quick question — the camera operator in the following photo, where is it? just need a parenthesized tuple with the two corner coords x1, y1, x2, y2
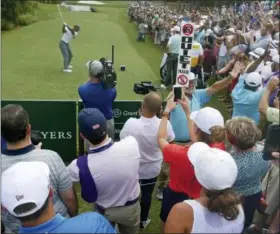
(78, 60, 117, 142)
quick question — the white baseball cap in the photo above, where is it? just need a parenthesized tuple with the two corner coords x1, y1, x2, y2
(188, 142, 238, 190)
(190, 107, 224, 134)
(188, 72, 196, 81)
(2, 162, 50, 218)
(249, 47, 265, 59)
(86, 60, 104, 76)
(244, 72, 262, 88)
(272, 55, 280, 64)
(173, 26, 180, 32)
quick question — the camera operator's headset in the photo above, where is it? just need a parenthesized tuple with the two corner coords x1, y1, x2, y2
(88, 59, 105, 81)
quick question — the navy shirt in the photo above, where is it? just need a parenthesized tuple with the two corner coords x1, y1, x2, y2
(20, 213, 116, 233)
(78, 82, 117, 120)
(1, 137, 7, 153)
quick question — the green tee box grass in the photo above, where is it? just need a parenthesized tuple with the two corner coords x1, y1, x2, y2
(2, 2, 229, 233)
(2, 2, 163, 101)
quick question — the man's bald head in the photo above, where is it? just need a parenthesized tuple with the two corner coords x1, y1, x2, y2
(142, 92, 162, 115)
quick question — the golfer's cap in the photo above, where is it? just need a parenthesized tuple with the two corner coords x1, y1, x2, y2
(2, 162, 50, 218)
(205, 29, 213, 36)
(244, 72, 262, 87)
(86, 60, 103, 76)
(173, 26, 180, 32)
(78, 108, 107, 141)
(190, 107, 224, 134)
(188, 142, 238, 190)
(249, 47, 265, 59)
(272, 55, 280, 64)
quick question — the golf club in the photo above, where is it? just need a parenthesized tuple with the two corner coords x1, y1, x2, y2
(57, 4, 65, 23)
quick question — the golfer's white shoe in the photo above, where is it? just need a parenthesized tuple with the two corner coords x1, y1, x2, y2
(68, 65, 73, 69)
(63, 69, 72, 73)
(160, 84, 167, 90)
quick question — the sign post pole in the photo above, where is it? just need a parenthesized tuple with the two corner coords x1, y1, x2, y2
(175, 21, 195, 88)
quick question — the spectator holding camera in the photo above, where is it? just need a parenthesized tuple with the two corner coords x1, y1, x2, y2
(120, 92, 175, 229)
(78, 60, 117, 141)
(1, 104, 78, 233)
(168, 67, 239, 144)
(157, 94, 226, 231)
(67, 108, 141, 234)
(1, 162, 116, 233)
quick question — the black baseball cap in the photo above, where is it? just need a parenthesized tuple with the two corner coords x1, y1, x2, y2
(78, 108, 107, 141)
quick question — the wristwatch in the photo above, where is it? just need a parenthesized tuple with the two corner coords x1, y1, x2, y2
(162, 111, 170, 119)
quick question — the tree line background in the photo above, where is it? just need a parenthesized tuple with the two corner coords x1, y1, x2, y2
(1, 0, 61, 31)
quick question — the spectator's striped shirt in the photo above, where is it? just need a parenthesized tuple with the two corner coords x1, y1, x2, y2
(1, 145, 72, 233)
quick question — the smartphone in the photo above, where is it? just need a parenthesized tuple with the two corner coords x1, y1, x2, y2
(173, 86, 182, 102)
(31, 130, 43, 146)
(263, 124, 280, 161)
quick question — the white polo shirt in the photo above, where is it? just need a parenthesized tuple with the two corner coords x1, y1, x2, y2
(120, 116, 175, 180)
(167, 34, 181, 54)
(67, 136, 140, 209)
(61, 26, 77, 44)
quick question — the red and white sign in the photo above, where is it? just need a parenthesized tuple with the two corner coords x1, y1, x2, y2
(182, 24, 194, 36)
(175, 21, 195, 87)
(177, 75, 189, 86)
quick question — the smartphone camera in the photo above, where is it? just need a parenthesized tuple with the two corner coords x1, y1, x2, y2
(173, 86, 182, 102)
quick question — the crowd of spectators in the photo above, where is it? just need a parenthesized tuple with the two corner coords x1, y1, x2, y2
(1, 1, 280, 234)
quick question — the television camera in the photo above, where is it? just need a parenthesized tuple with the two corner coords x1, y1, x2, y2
(133, 81, 164, 100)
(98, 45, 117, 89)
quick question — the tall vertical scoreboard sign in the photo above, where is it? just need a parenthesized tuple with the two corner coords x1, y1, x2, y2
(176, 21, 195, 87)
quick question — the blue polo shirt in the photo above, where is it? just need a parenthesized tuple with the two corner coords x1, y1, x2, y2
(78, 82, 117, 120)
(20, 213, 116, 233)
(231, 74, 264, 124)
(170, 89, 211, 142)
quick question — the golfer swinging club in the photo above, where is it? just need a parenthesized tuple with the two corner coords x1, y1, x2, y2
(59, 22, 80, 73)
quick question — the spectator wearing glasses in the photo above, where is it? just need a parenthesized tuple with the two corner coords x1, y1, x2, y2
(1, 162, 116, 233)
(164, 142, 244, 233)
(1, 104, 78, 233)
(67, 108, 141, 234)
(120, 92, 175, 229)
(167, 66, 240, 144)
